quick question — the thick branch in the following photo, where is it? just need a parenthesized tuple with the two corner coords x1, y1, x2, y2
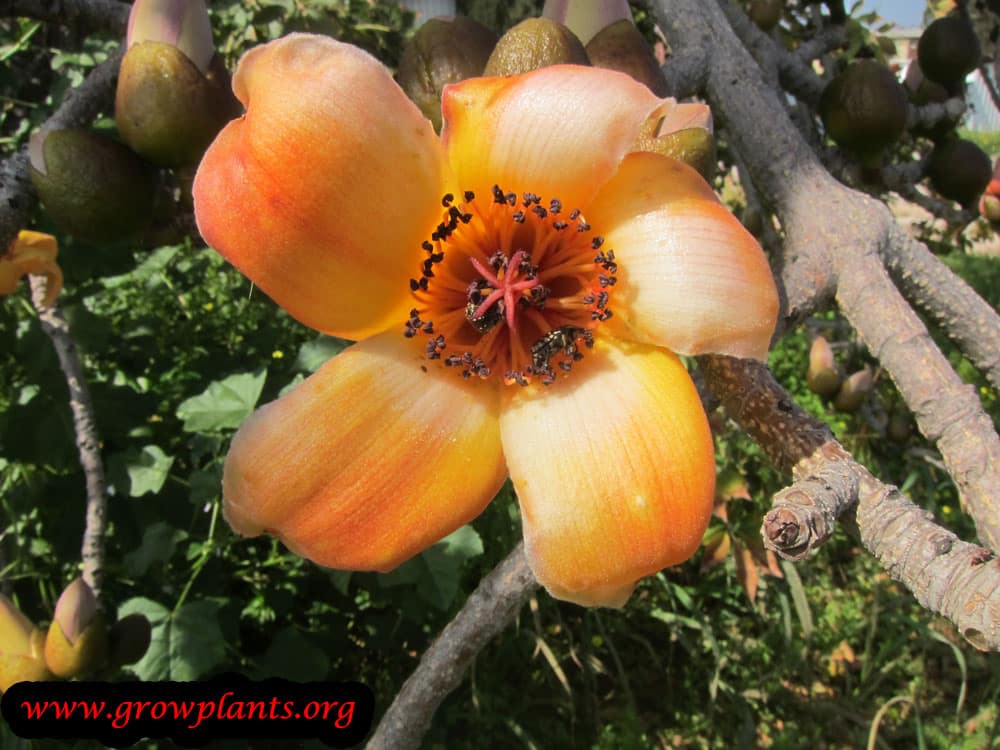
(0, 0, 129, 33)
(367, 544, 538, 750)
(0, 46, 123, 249)
(28, 277, 108, 597)
(699, 354, 1000, 651)
(885, 227, 1000, 390)
(657, 0, 1000, 554)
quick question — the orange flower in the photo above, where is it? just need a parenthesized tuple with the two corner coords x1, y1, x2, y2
(0, 230, 62, 308)
(193, 35, 778, 607)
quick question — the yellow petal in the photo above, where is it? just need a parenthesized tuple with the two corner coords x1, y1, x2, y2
(194, 34, 449, 340)
(500, 337, 715, 607)
(0, 231, 62, 306)
(223, 330, 506, 572)
(0, 594, 35, 657)
(586, 152, 778, 360)
(441, 65, 666, 212)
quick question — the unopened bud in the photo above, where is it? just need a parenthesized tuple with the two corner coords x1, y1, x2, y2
(541, 0, 632, 45)
(397, 16, 497, 131)
(585, 19, 668, 97)
(807, 336, 841, 398)
(116, 41, 241, 167)
(833, 366, 874, 413)
(634, 101, 715, 179)
(127, 0, 215, 73)
(44, 578, 109, 679)
(30, 128, 156, 244)
(0, 594, 50, 692)
(484, 18, 589, 77)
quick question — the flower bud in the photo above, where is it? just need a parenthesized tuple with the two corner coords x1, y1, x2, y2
(397, 16, 497, 131)
(542, 0, 631, 45)
(981, 194, 1000, 223)
(43, 578, 109, 679)
(749, 0, 784, 31)
(806, 335, 841, 398)
(0, 594, 50, 692)
(484, 18, 589, 77)
(127, 0, 215, 74)
(833, 366, 873, 413)
(30, 128, 157, 244)
(585, 19, 669, 97)
(633, 101, 716, 179)
(107, 613, 153, 670)
(0, 230, 62, 308)
(116, 40, 241, 167)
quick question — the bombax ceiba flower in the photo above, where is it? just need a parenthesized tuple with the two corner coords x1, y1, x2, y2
(193, 35, 778, 607)
(0, 230, 62, 308)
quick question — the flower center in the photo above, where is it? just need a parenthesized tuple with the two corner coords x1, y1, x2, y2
(404, 185, 617, 386)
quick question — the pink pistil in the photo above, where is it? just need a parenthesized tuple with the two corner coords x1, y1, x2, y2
(469, 250, 540, 332)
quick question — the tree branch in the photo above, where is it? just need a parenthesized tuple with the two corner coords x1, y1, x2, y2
(698, 354, 1000, 651)
(367, 543, 538, 750)
(28, 277, 108, 598)
(0, 0, 129, 34)
(0, 46, 123, 250)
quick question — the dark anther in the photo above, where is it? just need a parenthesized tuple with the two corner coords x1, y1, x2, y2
(422, 322, 434, 334)
(430, 252, 445, 263)
(489, 251, 507, 270)
(512, 210, 526, 223)
(582, 294, 595, 305)
(505, 192, 516, 206)
(422, 241, 433, 252)
(569, 208, 580, 220)
(592, 236, 605, 249)
(577, 222, 591, 232)
(532, 205, 548, 219)
(464, 190, 475, 202)
(442, 193, 454, 207)
(549, 198, 562, 214)
(409, 279, 420, 291)
(419, 277, 429, 291)
(460, 213, 473, 223)
(553, 221, 568, 230)
(492, 185, 506, 203)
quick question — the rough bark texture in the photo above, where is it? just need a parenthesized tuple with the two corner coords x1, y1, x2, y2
(29, 276, 108, 598)
(366, 544, 538, 750)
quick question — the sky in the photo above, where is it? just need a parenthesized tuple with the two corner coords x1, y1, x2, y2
(858, 0, 925, 27)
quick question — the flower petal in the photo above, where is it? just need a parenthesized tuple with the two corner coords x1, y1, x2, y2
(586, 152, 778, 360)
(500, 337, 715, 607)
(0, 231, 62, 307)
(441, 65, 666, 211)
(194, 34, 449, 340)
(223, 330, 506, 572)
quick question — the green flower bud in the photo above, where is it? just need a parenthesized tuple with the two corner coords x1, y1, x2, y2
(484, 18, 589, 77)
(833, 366, 873, 413)
(116, 42, 241, 167)
(0, 594, 50, 693)
(30, 128, 157, 244)
(806, 335, 841, 398)
(927, 138, 992, 209)
(127, 0, 215, 73)
(634, 102, 716, 180)
(43, 578, 109, 679)
(585, 19, 669, 97)
(397, 16, 497, 131)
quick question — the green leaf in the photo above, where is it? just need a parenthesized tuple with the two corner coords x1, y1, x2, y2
(253, 627, 330, 682)
(294, 335, 350, 373)
(176, 370, 267, 433)
(379, 525, 483, 611)
(124, 522, 186, 577)
(125, 445, 175, 497)
(117, 598, 226, 681)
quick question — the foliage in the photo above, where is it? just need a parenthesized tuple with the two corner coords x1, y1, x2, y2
(1, 1, 999, 749)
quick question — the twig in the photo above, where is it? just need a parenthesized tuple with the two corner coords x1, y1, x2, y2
(28, 277, 108, 598)
(0, 46, 123, 249)
(0, 0, 129, 33)
(698, 354, 1000, 651)
(367, 543, 538, 750)
(884, 227, 1000, 390)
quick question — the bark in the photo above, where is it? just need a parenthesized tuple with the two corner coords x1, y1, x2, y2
(29, 277, 108, 598)
(366, 544, 538, 750)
